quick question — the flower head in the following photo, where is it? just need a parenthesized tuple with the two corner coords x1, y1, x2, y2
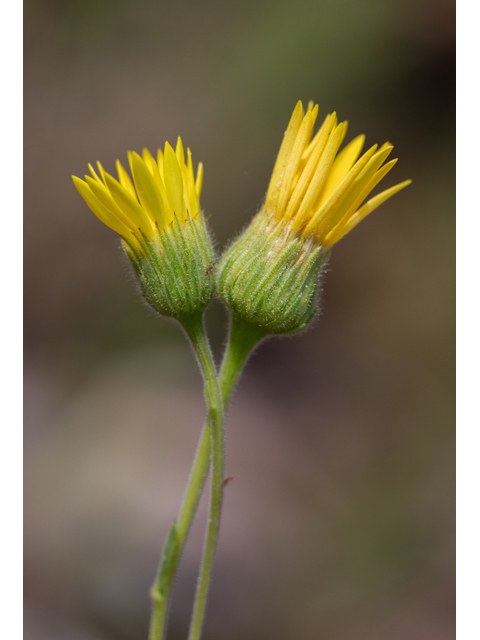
(72, 139, 215, 321)
(72, 138, 204, 243)
(264, 101, 411, 247)
(216, 101, 411, 335)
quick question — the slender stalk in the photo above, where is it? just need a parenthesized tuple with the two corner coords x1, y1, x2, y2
(149, 312, 222, 640)
(187, 316, 266, 640)
(219, 315, 267, 403)
(148, 314, 265, 640)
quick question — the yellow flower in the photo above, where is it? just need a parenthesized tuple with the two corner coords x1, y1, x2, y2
(264, 101, 411, 247)
(72, 139, 214, 321)
(216, 101, 411, 335)
(72, 138, 204, 243)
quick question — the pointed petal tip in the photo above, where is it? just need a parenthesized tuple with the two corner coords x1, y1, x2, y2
(293, 100, 304, 118)
(377, 143, 394, 155)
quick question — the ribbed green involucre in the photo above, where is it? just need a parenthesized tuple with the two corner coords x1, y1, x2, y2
(123, 213, 215, 320)
(216, 211, 329, 335)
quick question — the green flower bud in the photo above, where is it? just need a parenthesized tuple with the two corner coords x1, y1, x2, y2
(217, 100, 411, 335)
(217, 212, 328, 334)
(73, 138, 215, 322)
(123, 213, 215, 320)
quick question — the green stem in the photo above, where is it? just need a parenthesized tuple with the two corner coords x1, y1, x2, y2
(148, 314, 265, 640)
(149, 313, 222, 640)
(218, 314, 267, 403)
(187, 316, 266, 640)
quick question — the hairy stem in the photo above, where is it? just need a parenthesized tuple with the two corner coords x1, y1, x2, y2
(148, 314, 265, 640)
(187, 316, 266, 640)
(149, 313, 222, 640)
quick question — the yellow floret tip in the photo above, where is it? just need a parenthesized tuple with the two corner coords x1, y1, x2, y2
(72, 137, 204, 242)
(264, 102, 411, 247)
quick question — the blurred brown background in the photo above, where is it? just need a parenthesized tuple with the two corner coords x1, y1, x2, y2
(24, 0, 455, 638)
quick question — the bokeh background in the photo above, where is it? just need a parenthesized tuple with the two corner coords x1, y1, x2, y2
(24, 0, 455, 638)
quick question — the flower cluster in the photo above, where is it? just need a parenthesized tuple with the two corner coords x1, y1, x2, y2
(72, 100, 412, 640)
(73, 101, 410, 333)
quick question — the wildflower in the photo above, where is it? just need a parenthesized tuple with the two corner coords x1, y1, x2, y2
(73, 139, 215, 321)
(216, 101, 411, 334)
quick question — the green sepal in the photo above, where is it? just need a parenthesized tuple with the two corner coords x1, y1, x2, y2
(216, 212, 329, 335)
(123, 213, 215, 322)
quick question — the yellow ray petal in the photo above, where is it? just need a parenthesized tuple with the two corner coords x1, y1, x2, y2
(312, 145, 393, 239)
(149, 160, 173, 225)
(284, 112, 337, 221)
(291, 122, 346, 231)
(316, 134, 365, 206)
(186, 148, 200, 216)
(275, 107, 317, 219)
(265, 101, 304, 208)
(195, 162, 204, 197)
(323, 159, 398, 245)
(303, 144, 378, 237)
(127, 151, 134, 180)
(104, 171, 154, 235)
(88, 163, 103, 184)
(186, 148, 195, 188)
(72, 176, 133, 238)
(142, 148, 156, 174)
(116, 160, 137, 199)
(163, 142, 186, 219)
(333, 145, 394, 217)
(130, 151, 169, 229)
(332, 180, 412, 243)
(96, 161, 108, 184)
(176, 137, 186, 169)
(157, 148, 165, 181)
(85, 175, 137, 232)
(302, 112, 336, 162)
(175, 137, 193, 215)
